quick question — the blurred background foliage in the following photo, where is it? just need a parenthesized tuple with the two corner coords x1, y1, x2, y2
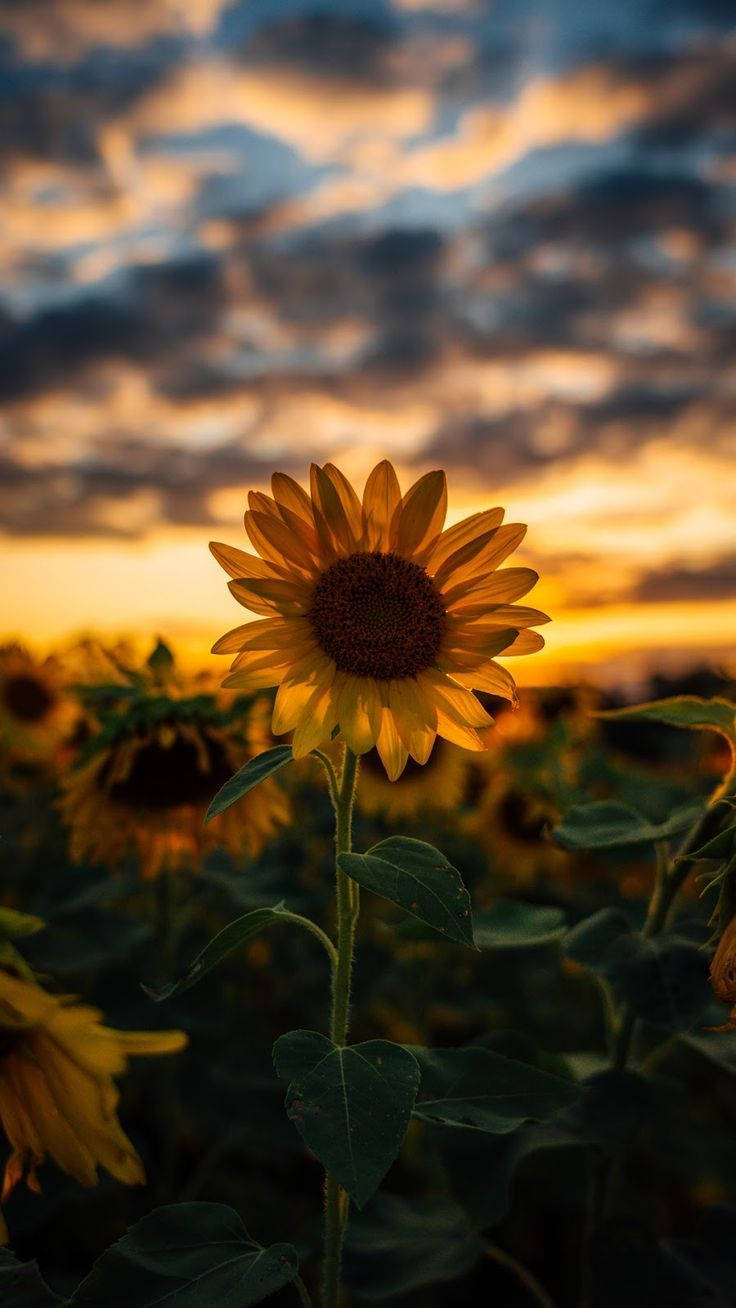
(2, 637, 736, 1305)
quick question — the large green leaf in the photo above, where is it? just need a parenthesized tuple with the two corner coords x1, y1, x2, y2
(597, 695, 736, 746)
(343, 1194, 484, 1299)
(205, 746, 293, 822)
(565, 907, 630, 970)
(603, 934, 717, 1031)
(273, 1030, 420, 1208)
(0, 1251, 60, 1307)
(67, 1203, 298, 1307)
(144, 906, 289, 1000)
(552, 800, 701, 851)
(409, 1045, 580, 1134)
(338, 837, 475, 948)
(474, 900, 566, 949)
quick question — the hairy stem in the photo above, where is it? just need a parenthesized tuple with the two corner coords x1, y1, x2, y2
(322, 746, 359, 1308)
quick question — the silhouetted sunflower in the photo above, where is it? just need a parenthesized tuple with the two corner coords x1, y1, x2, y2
(211, 460, 548, 778)
(59, 651, 289, 879)
(0, 965, 185, 1242)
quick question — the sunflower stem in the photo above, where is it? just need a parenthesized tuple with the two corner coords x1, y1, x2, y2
(323, 745, 359, 1308)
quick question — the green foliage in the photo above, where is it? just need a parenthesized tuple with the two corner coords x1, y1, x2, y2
(552, 800, 702, 850)
(566, 911, 717, 1031)
(0, 1251, 60, 1307)
(144, 905, 289, 1000)
(0, 906, 45, 941)
(205, 746, 294, 822)
(338, 836, 475, 947)
(343, 1194, 484, 1299)
(597, 695, 736, 747)
(67, 1203, 298, 1307)
(473, 899, 567, 948)
(273, 1031, 420, 1207)
(409, 1044, 581, 1133)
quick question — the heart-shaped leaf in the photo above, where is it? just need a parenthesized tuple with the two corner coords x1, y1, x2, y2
(409, 1045, 580, 1134)
(0, 1250, 60, 1307)
(474, 900, 566, 949)
(205, 746, 293, 822)
(67, 1203, 298, 1307)
(552, 801, 701, 852)
(273, 1030, 420, 1208)
(338, 837, 475, 947)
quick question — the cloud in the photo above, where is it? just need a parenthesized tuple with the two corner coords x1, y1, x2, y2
(633, 553, 736, 603)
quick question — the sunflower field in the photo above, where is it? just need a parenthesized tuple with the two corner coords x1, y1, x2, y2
(2, 463, 736, 1308)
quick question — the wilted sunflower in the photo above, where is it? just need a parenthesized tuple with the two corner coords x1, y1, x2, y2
(0, 644, 75, 779)
(211, 461, 548, 779)
(0, 965, 185, 1242)
(357, 741, 470, 823)
(59, 652, 290, 879)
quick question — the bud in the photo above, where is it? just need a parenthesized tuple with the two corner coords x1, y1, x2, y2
(709, 915, 736, 1030)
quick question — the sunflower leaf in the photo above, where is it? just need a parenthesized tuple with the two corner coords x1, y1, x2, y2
(338, 837, 476, 948)
(204, 745, 293, 822)
(596, 695, 736, 746)
(552, 800, 702, 851)
(408, 1045, 581, 1134)
(67, 1202, 298, 1307)
(473, 900, 567, 949)
(143, 905, 288, 1000)
(0, 1250, 61, 1306)
(273, 1030, 420, 1208)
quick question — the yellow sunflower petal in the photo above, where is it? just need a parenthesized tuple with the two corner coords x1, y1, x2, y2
(228, 577, 311, 617)
(245, 510, 319, 576)
(375, 707, 409, 780)
(362, 459, 402, 551)
(209, 542, 286, 581)
(447, 567, 539, 613)
(431, 528, 501, 591)
(272, 655, 336, 734)
(433, 711, 487, 751)
(291, 685, 338, 758)
(440, 525, 528, 605)
(499, 630, 546, 656)
(395, 469, 447, 561)
(271, 472, 315, 524)
(455, 605, 550, 631)
(388, 678, 437, 763)
(440, 627, 519, 667)
(453, 660, 518, 701)
(311, 464, 358, 556)
(417, 667, 493, 728)
(426, 507, 505, 571)
(334, 674, 382, 754)
(222, 665, 284, 692)
(323, 463, 363, 541)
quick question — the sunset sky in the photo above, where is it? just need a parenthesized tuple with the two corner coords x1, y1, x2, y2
(1, 0, 734, 687)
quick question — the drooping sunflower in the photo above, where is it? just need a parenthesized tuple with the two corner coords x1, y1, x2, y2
(357, 741, 470, 823)
(0, 964, 185, 1242)
(59, 649, 290, 879)
(210, 461, 549, 779)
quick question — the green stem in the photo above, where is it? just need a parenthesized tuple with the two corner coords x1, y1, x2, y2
(323, 746, 359, 1308)
(279, 911, 338, 971)
(580, 772, 736, 1304)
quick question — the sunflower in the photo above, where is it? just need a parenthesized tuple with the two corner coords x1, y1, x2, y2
(0, 965, 185, 1242)
(0, 644, 76, 780)
(357, 740, 470, 823)
(210, 461, 548, 779)
(59, 655, 290, 879)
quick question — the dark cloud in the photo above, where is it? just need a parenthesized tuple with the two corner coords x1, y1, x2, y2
(237, 8, 400, 83)
(0, 254, 224, 401)
(633, 554, 736, 603)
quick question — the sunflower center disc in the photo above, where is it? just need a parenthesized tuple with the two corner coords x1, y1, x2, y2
(308, 551, 446, 679)
(3, 674, 55, 722)
(105, 729, 232, 809)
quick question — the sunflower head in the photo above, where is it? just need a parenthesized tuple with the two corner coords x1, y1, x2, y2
(210, 461, 549, 779)
(0, 963, 185, 1242)
(0, 644, 76, 783)
(59, 645, 290, 879)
